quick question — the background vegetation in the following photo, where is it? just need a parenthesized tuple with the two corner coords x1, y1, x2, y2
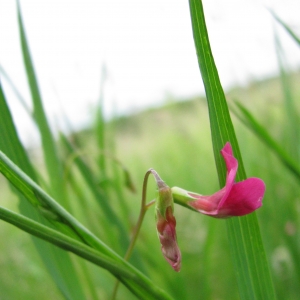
(1, 71, 300, 299)
(1, 1, 300, 299)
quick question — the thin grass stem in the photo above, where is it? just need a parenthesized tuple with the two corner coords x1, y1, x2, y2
(111, 169, 157, 299)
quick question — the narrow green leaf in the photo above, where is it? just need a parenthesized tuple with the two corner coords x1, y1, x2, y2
(0, 80, 164, 297)
(0, 81, 85, 299)
(0, 206, 135, 281)
(17, 1, 64, 203)
(231, 101, 300, 181)
(270, 10, 300, 47)
(0, 206, 172, 300)
(188, 0, 241, 182)
(274, 31, 300, 161)
(0, 148, 172, 299)
(60, 134, 120, 222)
(188, 1, 276, 299)
(95, 65, 107, 174)
(0, 205, 172, 300)
(59, 133, 129, 248)
(0, 65, 31, 115)
(0, 147, 117, 257)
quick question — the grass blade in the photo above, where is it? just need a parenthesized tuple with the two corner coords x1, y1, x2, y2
(0, 65, 31, 115)
(274, 31, 300, 161)
(0, 148, 172, 299)
(188, 1, 276, 299)
(95, 65, 107, 174)
(231, 101, 300, 181)
(17, 1, 64, 203)
(0, 80, 86, 299)
(0, 206, 136, 281)
(59, 133, 128, 242)
(270, 10, 300, 47)
(0, 205, 172, 300)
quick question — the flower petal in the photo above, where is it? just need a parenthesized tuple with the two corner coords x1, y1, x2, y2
(172, 142, 265, 218)
(218, 142, 238, 210)
(188, 189, 225, 214)
(188, 142, 239, 215)
(217, 177, 265, 217)
(156, 207, 181, 272)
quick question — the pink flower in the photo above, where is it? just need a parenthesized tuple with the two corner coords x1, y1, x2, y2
(172, 142, 265, 218)
(155, 185, 181, 272)
(156, 206, 181, 271)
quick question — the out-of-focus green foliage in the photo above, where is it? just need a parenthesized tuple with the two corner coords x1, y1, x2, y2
(0, 1, 300, 299)
(1, 73, 300, 298)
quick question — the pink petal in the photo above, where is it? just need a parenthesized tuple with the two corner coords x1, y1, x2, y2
(159, 224, 181, 272)
(218, 142, 238, 209)
(157, 207, 181, 272)
(217, 178, 265, 217)
(222, 142, 234, 157)
(188, 189, 225, 214)
(186, 143, 265, 218)
(189, 142, 238, 215)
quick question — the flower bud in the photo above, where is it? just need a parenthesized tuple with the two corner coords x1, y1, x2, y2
(155, 181, 181, 272)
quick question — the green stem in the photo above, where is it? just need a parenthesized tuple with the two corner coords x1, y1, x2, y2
(0, 206, 172, 299)
(0, 150, 117, 258)
(0, 206, 137, 279)
(188, 0, 276, 298)
(0, 152, 172, 300)
(111, 169, 158, 300)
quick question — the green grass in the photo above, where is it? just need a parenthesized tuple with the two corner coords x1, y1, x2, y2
(1, 2, 300, 299)
(1, 71, 300, 299)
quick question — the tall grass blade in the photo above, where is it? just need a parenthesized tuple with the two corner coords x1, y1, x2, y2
(17, 1, 64, 203)
(0, 206, 132, 279)
(0, 206, 173, 300)
(188, 1, 276, 299)
(0, 146, 119, 257)
(0, 66, 31, 115)
(0, 145, 172, 299)
(0, 81, 85, 299)
(274, 32, 300, 161)
(95, 65, 107, 174)
(232, 101, 300, 181)
(59, 133, 129, 248)
(270, 11, 300, 47)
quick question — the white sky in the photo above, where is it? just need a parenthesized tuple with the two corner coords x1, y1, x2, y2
(0, 0, 300, 145)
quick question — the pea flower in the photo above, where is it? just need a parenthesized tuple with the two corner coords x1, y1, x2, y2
(172, 142, 265, 218)
(155, 175, 181, 271)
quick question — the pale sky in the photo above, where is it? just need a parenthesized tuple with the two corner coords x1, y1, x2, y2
(0, 0, 300, 145)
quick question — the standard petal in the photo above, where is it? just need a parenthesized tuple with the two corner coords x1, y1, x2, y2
(172, 142, 265, 218)
(218, 142, 238, 209)
(217, 177, 265, 217)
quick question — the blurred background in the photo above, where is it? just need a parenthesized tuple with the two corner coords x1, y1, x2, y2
(1, 0, 300, 299)
(1, 0, 300, 145)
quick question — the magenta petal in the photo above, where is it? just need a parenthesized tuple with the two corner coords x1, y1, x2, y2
(156, 207, 181, 272)
(221, 142, 233, 157)
(217, 178, 265, 217)
(218, 143, 238, 209)
(175, 142, 265, 218)
(188, 189, 225, 214)
(159, 223, 181, 272)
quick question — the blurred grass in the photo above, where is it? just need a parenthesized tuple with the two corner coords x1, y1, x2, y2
(1, 2, 299, 298)
(1, 71, 300, 299)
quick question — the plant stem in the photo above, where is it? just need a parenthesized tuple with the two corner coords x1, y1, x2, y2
(111, 169, 158, 299)
(0, 152, 172, 300)
(0, 205, 172, 300)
